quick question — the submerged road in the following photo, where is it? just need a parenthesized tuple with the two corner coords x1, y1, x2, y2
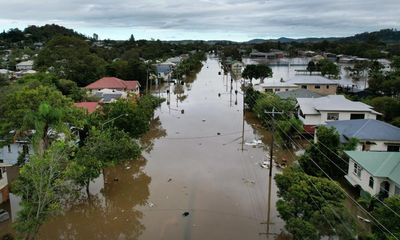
(39, 56, 291, 240)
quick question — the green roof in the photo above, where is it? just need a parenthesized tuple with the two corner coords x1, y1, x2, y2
(345, 151, 400, 186)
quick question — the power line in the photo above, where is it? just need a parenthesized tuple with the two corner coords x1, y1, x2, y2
(243, 91, 399, 239)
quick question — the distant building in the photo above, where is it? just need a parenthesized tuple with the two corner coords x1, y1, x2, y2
(155, 63, 175, 81)
(249, 49, 285, 59)
(297, 95, 381, 133)
(325, 119, 400, 152)
(85, 77, 140, 96)
(257, 76, 338, 95)
(344, 151, 400, 197)
(15, 60, 34, 71)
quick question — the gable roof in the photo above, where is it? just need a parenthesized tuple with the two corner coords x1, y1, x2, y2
(297, 95, 381, 115)
(74, 102, 99, 114)
(327, 119, 400, 143)
(85, 77, 139, 90)
(345, 151, 400, 186)
(276, 89, 322, 100)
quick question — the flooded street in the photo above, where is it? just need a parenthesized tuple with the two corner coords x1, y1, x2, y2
(36, 56, 296, 239)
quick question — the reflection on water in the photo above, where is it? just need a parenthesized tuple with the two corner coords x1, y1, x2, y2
(38, 158, 151, 240)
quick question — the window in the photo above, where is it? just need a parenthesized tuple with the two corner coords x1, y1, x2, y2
(387, 145, 400, 152)
(369, 177, 374, 188)
(7, 145, 11, 153)
(275, 88, 280, 92)
(301, 85, 307, 89)
(353, 162, 362, 178)
(285, 89, 289, 92)
(396, 185, 400, 195)
(315, 85, 321, 89)
(327, 113, 339, 121)
(326, 85, 330, 89)
(350, 113, 365, 120)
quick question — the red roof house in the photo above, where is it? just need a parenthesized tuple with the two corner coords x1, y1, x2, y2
(85, 77, 140, 92)
(74, 102, 100, 114)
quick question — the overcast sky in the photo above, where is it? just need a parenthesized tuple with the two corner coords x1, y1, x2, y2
(0, 0, 399, 41)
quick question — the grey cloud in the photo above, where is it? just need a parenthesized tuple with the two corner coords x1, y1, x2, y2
(0, 0, 399, 39)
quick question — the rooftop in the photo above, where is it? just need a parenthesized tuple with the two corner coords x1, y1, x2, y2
(345, 151, 400, 186)
(276, 89, 322, 100)
(16, 60, 34, 66)
(326, 119, 400, 143)
(297, 95, 381, 115)
(85, 77, 139, 91)
(74, 102, 99, 114)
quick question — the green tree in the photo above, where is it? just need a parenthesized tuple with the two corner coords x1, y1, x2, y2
(307, 61, 316, 75)
(69, 129, 141, 196)
(299, 126, 347, 178)
(276, 117, 304, 148)
(372, 195, 400, 239)
(275, 167, 356, 239)
(101, 95, 161, 138)
(318, 59, 340, 78)
(366, 97, 400, 122)
(256, 64, 273, 83)
(13, 142, 75, 240)
(253, 93, 296, 124)
(36, 36, 106, 86)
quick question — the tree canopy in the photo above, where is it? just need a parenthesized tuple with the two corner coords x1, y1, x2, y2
(275, 167, 356, 239)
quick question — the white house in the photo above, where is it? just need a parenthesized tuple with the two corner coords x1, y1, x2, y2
(326, 119, 400, 152)
(345, 151, 400, 197)
(257, 76, 338, 95)
(15, 60, 34, 71)
(297, 95, 381, 133)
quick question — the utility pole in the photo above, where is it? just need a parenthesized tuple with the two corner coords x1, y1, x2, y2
(260, 107, 283, 238)
(264, 107, 283, 176)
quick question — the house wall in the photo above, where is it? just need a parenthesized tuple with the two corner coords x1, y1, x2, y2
(0, 168, 9, 203)
(304, 84, 337, 95)
(16, 64, 33, 71)
(320, 111, 377, 123)
(347, 159, 398, 197)
(0, 143, 32, 165)
(261, 86, 299, 93)
(346, 159, 381, 196)
(355, 141, 400, 152)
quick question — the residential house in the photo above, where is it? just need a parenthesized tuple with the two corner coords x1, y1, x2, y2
(297, 95, 381, 133)
(257, 76, 338, 95)
(0, 140, 32, 165)
(15, 60, 34, 71)
(74, 102, 100, 114)
(85, 77, 140, 96)
(249, 49, 285, 59)
(344, 151, 400, 197)
(325, 119, 400, 152)
(155, 63, 175, 81)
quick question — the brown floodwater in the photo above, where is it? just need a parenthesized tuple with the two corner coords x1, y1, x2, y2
(36, 56, 295, 240)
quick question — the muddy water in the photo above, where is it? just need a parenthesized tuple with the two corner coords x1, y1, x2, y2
(37, 56, 297, 240)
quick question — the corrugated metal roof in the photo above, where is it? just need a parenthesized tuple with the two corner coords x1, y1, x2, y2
(297, 95, 381, 115)
(345, 151, 400, 185)
(276, 89, 322, 99)
(327, 119, 400, 142)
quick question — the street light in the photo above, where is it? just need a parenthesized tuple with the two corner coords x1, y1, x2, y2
(101, 113, 129, 130)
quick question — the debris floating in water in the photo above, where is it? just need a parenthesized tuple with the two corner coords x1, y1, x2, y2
(242, 178, 256, 185)
(260, 161, 270, 169)
(245, 140, 262, 146)
(182, 212, 190, 217)
(146, 201, 155, 208)
(168, 178, 172, 182)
